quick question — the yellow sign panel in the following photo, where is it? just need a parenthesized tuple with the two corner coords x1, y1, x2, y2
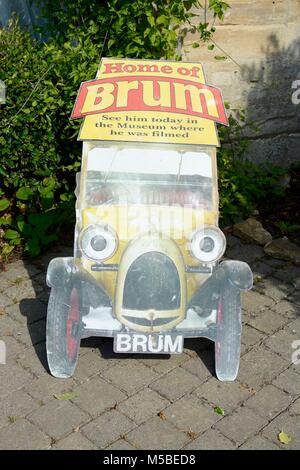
(72, 58, 228, 146)
(78, 111, 219, 146)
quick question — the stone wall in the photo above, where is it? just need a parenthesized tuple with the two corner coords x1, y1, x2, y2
(183, 0, 300, 165)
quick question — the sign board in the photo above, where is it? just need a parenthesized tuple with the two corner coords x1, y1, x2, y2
(71, 58, 228, 146)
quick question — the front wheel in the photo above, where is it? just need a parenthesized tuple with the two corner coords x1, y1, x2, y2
(46, 285, 83, 378)
(215, 284, 242, 381)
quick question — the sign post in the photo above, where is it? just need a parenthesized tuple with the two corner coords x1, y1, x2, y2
(46, 58, 253, 381)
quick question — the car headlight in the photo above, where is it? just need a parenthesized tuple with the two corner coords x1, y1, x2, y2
(190, 226, 226, 263)
(80, 224, 118, 261)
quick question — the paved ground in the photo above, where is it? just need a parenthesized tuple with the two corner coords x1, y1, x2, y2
(0, 235, 299, 450)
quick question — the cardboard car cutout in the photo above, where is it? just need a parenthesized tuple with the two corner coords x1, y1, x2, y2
(46, 58, 253, 381)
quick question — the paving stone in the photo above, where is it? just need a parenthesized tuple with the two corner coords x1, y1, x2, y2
(271, 300, 299, 319)
(292, 363, 300, 376)
(5, 279, 43, 303)
(262, 410, 300, 450)
(215, 406, 268, 446)
(29, 399, 89, 440)
(0, 361, 34, 397)
(273, 368, 300, 396)
(3, 335, 26, 358)
(253, 276, 293, 302)
(242, 290, 275, 314)
(184, 429, 236, 450)
(102, 361, 159, 395)
(184, 337, 213, 355)
(0, 313, 25, 337)
(180, 350, 215, 382)
(0, 293, 13, 308)
(17, 342, 49, 377)
(72, 377, 126, 416)
(126, 416, 190, 450)
(290, 398, 300, 416)
(150, 367, 202, 402)
(53, 432, 97, 450)
(0, 419, 50, 450)
(246, 308, 289, 335)
(2, 261, 40, 283)
(96, 339, 138, 366)
(0, 276, 13, 292)
(273, 265, 300, 288)
(31, 272, 47, 287)
(244, 384, 291, 419)
(239, 435, 281, 450)
(117, 388, 169, 425)
(0, 416, 9, 430)
(73, 349, 115, 383)
(0, 390, 39, 426)
(25, 374, 77, 402)
(238, 346, 289, 389)
(251, 260, 275, 279)
(264, 328, 299, 360)
(14, 319, 46, 347)
(193, 377, 252, 412)
(6, 299, 47, 325)
(288, 289, 300, 306)
(241, 324, 266, 353)
(105, 439, 136, 450)
(163, 395, 219, 435)
(81, 410, 136, 449)
(137, 352, 190, 376)
(286, 317, 300, 335)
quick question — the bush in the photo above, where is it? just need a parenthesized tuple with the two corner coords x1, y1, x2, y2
(217, 111, 286, 226)
(0, 20, 95, 257)
(0, 6, 286, 259)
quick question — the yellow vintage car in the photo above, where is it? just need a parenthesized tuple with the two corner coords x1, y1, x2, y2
(46, 142, 252, 380)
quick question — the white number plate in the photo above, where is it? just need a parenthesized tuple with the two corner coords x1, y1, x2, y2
(114, 333, 184, 354)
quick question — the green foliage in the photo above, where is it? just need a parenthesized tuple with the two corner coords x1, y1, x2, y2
(0, 2, 230, 258)
(274, 221, 300, 235)
(0, 21, 83, 257)
(34, 0, 230, 58)
(217, 110, 287, 226)
(0, 2, 287, 258)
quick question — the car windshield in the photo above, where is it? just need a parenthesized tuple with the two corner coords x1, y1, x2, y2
(84, 147, 213, 209)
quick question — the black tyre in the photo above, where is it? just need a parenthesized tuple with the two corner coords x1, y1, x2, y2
(46, 285, 82, 378)
(215, 284, 242, 381)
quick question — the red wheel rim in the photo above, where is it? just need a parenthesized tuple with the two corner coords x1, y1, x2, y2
(66, 288, 80, 362)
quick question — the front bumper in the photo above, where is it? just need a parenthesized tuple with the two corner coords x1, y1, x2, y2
(47, 255, 252, 338)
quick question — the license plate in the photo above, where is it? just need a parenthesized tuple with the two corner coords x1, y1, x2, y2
(114, 333, 184, 354)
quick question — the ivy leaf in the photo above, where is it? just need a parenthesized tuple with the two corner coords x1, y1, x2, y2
(16, 187, 33, 201)
(214, 406, 225, 416)
(25, 238, 41, 257)
(4, 229, 20, 240)
(214, 55, 227, 61)
(0, 199, 10, 212)
(2, 244, 14, 255)
(278, 431, 292, 445)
